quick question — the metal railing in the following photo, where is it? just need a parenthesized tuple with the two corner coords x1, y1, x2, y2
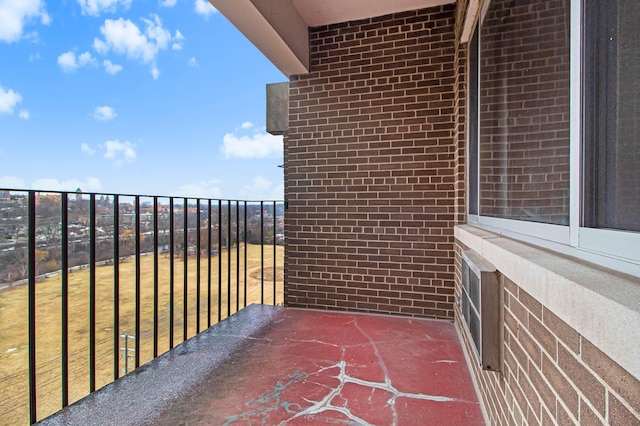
(0, 189, 284, 424)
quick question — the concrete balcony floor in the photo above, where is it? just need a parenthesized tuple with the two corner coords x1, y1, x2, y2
(39, 305, 485, 425)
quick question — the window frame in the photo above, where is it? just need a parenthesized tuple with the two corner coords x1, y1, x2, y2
(466, 0, 640, 277)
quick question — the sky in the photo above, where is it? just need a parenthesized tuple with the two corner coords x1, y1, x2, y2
(0, 0, 286, 201)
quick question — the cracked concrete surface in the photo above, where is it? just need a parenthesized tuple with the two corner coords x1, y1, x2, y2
(38, 305, 485, 425)
(154, 308, 484, 425)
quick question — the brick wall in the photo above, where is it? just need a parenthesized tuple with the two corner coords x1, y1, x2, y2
(284, 5, 458, 319)
(454, 243, 640, 425)
(478, 0, 570, 225)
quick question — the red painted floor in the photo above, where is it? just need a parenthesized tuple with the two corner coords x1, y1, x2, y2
(39, 306, 485, 425)
(153, 308, 485, 425)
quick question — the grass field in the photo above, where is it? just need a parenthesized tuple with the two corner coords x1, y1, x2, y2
(0, 243, 284, 425)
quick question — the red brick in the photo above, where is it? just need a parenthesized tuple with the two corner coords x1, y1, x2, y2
(557, 345, 606, 416)
(608, 394, 640, 425)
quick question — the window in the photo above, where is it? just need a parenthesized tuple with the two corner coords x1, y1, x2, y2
(467, 0, 640, 274)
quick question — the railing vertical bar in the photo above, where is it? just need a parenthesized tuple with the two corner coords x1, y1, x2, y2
(236, 201, 240, 312)
(134, 196, 141, 369)
(61, 194, 69, 408)
(153, 196, 159, 359)
(227, 201, 231, 318)
(169, 198, 174, 349)
(217, 200, 222, 322)
(274, 201, 277, 306)
(260, 201, 264, 305)
(28, 191, 37, 424)
(113, 195, 120, 380)
(89, 194, 96, 392)
(207, 200, 212, 328)
(243, 201, 247, 308)
(196, 199, 201, 334)
(183, 198, 188, 342)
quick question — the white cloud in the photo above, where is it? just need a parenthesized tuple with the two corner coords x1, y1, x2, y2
(151, 66, 160, 79)
(241, 121, 253, 129)
(239, 177, 283, 201)
(103, 139, 136, 165)
(29, 52, 41, 61)
(94, 15, 181, 78)
(173, 179, 222, 199)
(57, 50, 97, 73)
(188, 57, 198, 68)
(78, 52, 96, 66)
(172, 30, 184, 50)
(160, 0, 177, 7)
(194, 0, 217, 18)
(92, 105, 117, 121)
(103, 59, 123, 75)
(31, 177, 102, 192)
(57, 52, 77, 72)
(221, 131, 283, 159)
(81, 143, 96, 154)
(0, 0, 51, 43)
(0, 176, 26, 188)
(0, 85, 23, 114)
(77, 0, 132, 16)
(18, 109, 29, 120)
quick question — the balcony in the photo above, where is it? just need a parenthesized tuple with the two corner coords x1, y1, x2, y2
(1, 188, 484, 425)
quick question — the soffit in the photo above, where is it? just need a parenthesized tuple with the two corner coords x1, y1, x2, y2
(291, 0, 455, 27)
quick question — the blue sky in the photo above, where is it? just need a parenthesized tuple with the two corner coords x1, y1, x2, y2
(0, 0, 286, 200)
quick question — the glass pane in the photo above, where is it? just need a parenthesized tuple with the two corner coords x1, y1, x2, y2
(479, 0, 570, 225)
(469, 268, 480, 310)
(584, 0, 640, 232)
(462, 261, 470, 293)
(470, 310, 481, 355)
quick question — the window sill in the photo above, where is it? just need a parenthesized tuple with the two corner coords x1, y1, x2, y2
(455, 224, 640, 381)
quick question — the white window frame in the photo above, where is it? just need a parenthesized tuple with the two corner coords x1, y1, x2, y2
(466, 0, 640, 278)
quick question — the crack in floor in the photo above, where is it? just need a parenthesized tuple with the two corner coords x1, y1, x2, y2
(224, 317, 462, 426)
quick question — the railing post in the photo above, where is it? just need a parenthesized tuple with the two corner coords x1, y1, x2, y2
(28, 191, 37, 424)
(153, 196, 159, 359)
(217, 200, 222, 322)
(243, 201, 247, 308)
(196, 199, 201, 334)
(113, 194, 120, 380)
(236, 201, 240, 312)
(89, 194, 96, 392)
(61, 193, 69, 407)
(260, 201, 264, 305)
(227, 201, 231, 317)
(274, 201, 277, 306)
(183, 198, 188, 342)
(169, 198, 174, 349)
(207, 200, 212, 328)
(134, 196, 141, 369)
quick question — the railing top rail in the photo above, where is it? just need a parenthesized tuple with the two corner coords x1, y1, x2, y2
(0, 187, 283, 204)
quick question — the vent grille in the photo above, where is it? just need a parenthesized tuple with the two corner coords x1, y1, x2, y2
(461, 250, 502, 372)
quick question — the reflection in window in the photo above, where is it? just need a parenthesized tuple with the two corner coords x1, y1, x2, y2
(478, 0, 570, 225)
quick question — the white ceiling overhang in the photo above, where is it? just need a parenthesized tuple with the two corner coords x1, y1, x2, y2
(209, 0, 456, 77)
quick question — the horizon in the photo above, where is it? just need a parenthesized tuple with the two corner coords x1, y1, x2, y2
(0, 0, 286, 201)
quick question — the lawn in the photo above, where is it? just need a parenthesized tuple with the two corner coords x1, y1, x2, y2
(0, 243, 284, 425)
